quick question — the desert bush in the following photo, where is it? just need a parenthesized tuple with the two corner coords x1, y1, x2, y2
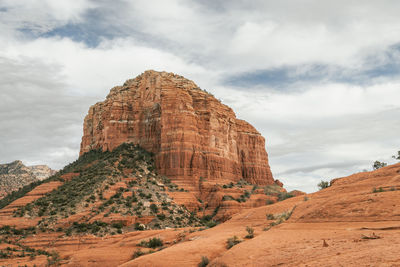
(221, 195, 235, 201)
(138, 237, 163, 249)
(46, 251, 61, 266)
(198, 256, 210, 267)
(112, 222, 123, 229)
(157, 214, 166, 220)
(266, 199, 274, 205)
(226, 236, 241, 249)
(317, 180, 330, 190)
(134, 223, 145, 231)
(245, 226, 254, 239)
(263, 185, 282, 195)
(150, 204, 159, 213)
(205, 220, 217, 228)
(372, 187, 384, 193)
(277, 192, 294, 201)
(266, 213, 274, 220)
(132, 249, 146, 259)
(373, 161, 387, 170)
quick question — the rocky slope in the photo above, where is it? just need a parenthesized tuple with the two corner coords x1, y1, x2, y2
(0, 161, 55, 198)
(1, 161, 399, 266)
(80, 70, 277, 191)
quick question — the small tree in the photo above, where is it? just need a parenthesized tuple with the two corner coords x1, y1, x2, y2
(373, 161, 387, 170)
(317, 180, 329, 190)
(392, 151, 400, 160)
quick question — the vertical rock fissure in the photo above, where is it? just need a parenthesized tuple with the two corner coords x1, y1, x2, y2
(80, 70, 276, 188)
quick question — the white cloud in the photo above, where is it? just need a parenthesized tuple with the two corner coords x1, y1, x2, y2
(2, 36, 210, 98)
(0, 0, 400, 192)
(214, 81, 400, 192)
(0, 0, 93, 33)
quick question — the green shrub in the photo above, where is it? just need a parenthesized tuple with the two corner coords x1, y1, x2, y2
(132, 249, 145, 259)
(277, 192, 293, 201)
(266, 199, 274, 205)
(138, 237, 163, 248)
(264, 185, 282, 195)
(134, 223, 144, 231)
(157, 214, 166, 220)
(150, 204, 159, 213)
(112, 222, 123, 229)
(198, 256, 209, 267)
(226, 236, 241, 249)
(245, 226, 254, 239)
(317, 180, 330, 190)
(266, 213, 274, 220)
(205, 220, 217, 228)
(46, 251, 61, 266)
(372, 187, 384, 193)
(373, 161, 387, 170)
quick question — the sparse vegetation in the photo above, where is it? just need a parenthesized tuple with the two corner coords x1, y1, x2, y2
(317, 180, 330, 190)
(277, 192, 294, 201)
(226, 236, 242, 249)
(266, 199, 274, 205)
(66, 221, 109, 235)
(266, 206, 296, 229)
(373, 161, 387, 170)
(245, 226, 254, 239)
(9, 143, 203, 235)
(150, 203, 159, 213)
(263, 184, 282, 195)
(138, 237, 163, 249)
(372, 187, 383, 193)
(372, 186, 398, 193)
(198, 256, 210, 267)
(46, 251, 61, 266)
(266, 213, 275, 220)
(0, 174, 60, 210)
(132, 249, 146, 259)
(221, 195, 235, 201)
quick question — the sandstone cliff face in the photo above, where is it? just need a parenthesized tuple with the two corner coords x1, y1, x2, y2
(80, 70, 276, 189)
(0, 161, 56, 198)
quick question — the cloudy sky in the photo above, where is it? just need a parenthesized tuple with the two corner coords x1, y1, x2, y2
(1, 0, 399, 192)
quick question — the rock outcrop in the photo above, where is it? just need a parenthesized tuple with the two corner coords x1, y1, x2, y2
(27, 165, 56, 181)
(0, 161, 56, 198)
(80, 70, 276, 190)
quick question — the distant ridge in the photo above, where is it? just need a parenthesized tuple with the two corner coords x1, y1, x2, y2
(0, 160, 56, 198)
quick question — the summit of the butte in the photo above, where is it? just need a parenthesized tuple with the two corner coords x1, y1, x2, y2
(80, 70, 278, 190)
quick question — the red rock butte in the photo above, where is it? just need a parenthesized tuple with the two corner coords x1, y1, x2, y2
(80, 70, 277, 189)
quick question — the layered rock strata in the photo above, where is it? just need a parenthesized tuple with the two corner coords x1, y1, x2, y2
(80, 70, 276, 189)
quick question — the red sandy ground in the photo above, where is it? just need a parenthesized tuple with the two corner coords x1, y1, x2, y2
(1, 163, 400, 266)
